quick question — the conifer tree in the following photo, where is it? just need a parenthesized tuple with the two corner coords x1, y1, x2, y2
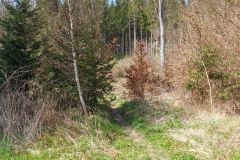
(0, 0, 42, 88)
(79, 35, 115, 111)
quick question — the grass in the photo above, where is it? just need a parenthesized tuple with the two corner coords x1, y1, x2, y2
(170, 111, 240, 160)
(115, 99, 196, 160)
(0, 111, 153, 160)
(115, 97, 240, 160)
(1, 96, 240, 160)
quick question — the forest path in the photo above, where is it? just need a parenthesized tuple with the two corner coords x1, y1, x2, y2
(111, 108, 169, 160)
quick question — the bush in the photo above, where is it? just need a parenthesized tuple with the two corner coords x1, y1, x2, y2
(186, 44, 223, 102)
(125, 43, 151, 100)
(0, 92, 54, 143)
(186, 44, 240, 107)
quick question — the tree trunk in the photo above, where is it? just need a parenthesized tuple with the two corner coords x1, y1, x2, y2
(133, 13, 137, 53)
(90, 0, 94, 11)
(128, 18, 132, 54)
(121, 31, 124, 54)
(145, 31, 148, 53)
(67, 0, 88, 115)
(90, 0, 95, 18)
(125, 31, 128, 54)
(30, 0, 36, 8)
(200, 54, 214, 110)
(150, 32, 153, 55)
(159, 0, 165, 66)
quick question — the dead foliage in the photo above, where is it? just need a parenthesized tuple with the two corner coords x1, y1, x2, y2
(0, 92, 55, 143)
(125, 43, 152, 100)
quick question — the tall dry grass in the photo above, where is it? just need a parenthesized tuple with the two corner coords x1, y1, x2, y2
(0, 92, 55, 143)
(170, 111, 240, 160)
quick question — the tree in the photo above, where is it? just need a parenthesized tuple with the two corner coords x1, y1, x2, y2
(186, 44, 225, 107)
(67, 0, 88, 115)
(125, 43, 151, 100)
(79, 36, 115, 110)
(0, 1, 6, 18)
(0, 0, 42, 88)
(158, 0, 164, 66)
(35, 0, 114, 112)
(75, 1, 115, 111)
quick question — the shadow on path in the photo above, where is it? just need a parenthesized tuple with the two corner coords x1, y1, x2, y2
(111, 106, 169, 160)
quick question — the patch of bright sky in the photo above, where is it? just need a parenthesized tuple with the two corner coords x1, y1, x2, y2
(107, 0, 116, 5)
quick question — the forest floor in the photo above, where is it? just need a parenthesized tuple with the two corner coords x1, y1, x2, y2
(1, 56, 240, 160)
(1, 93, 240, 160)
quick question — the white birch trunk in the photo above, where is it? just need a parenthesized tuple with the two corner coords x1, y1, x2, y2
(67, 0, 88, 115)
(200, 55, 214, 110)
(30, 0, 36, 8)
(90, 0, 95, 18)
(159, 0, 165, 66)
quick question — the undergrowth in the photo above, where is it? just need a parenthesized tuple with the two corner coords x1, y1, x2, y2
(2, 97, 240, 160)
(115, 97, 240, 160)
(0, 111, 151, 160)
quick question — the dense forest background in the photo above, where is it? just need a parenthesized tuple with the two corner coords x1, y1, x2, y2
(0, 0, 239, 159)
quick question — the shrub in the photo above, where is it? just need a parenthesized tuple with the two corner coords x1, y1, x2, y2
(125, 43, 151, 100)
(186, 43, 239, 107)
(186, 44, 221, 102)
(0, 92, 54, 143)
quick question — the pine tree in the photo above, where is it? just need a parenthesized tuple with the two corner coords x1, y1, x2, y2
(0, 0, 42, 88)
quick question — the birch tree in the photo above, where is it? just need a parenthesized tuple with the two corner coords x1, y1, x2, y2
(67, 0, 88, 115)
(159, 0, 164, 66)
(0, 1, 5, 17)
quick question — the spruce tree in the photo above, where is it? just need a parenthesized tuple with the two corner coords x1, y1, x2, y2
(79, 36, 115, 111)
(0, 0, 42, 88)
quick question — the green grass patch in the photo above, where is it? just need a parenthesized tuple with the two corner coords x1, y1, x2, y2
(0, 111, 154, 160)
(113, 136, 151, 160)
(116, 99, 197, 160)
(231, 151, 240, 160)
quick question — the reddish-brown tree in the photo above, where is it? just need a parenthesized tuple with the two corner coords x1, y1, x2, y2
(125, 43, 151, 100)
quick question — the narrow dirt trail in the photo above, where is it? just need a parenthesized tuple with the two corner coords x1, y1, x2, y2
(111, 108, 169, 160)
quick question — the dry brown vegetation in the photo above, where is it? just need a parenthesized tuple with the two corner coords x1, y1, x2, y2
(165, 0, 240, 110)
(0, 92, 55, 143)
(125, 43, 152, 100)
(0, 0, 239, 159)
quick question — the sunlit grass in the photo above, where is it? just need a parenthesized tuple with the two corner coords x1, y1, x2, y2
(116, 98, 240, 160)
(115, 99, 196, 160)
(0, 111, 152, 160)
